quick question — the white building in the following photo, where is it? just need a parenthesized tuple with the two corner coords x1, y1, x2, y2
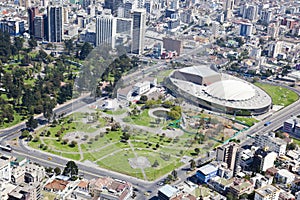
(254, 133, 287, 156)
(261, 152, 277, 172)
(275, 169, 295, 184)
(133, 81, 150, 95)
(96, 13, 116, 49)
(295, 191, 300, 200)
(0, 159, 11, 183)
(254, 185, 280, 200)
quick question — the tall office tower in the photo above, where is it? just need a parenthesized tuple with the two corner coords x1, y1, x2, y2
(144, 0, 152, 13)
(223, 0, 234, 20)
(124, 1, 133, 18)
(62, 6, 69, 24)
(239, 22, 253, 36)
(47, 6, 63, 42)
(28, 7, 39, 35)
(216, 142, 239, 171)
(33, 15, 44, 40)
(223, 0, 234, 11)
(82, 0, 91, 10)
(136, 0, 145, 8)
(131, 9, 146, 55)
(242, 4, 258, 21)
(96, 14, 116, 48)
(104, 0, 123, 15)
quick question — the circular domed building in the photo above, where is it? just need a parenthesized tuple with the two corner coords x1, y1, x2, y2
(164, 65, 272, 115)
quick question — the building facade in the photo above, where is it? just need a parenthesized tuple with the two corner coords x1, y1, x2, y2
(131, 9, 146, 55)
(47, 5, 63, 42)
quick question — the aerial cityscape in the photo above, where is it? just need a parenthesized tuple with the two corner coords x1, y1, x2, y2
(0, 0, 300, 199)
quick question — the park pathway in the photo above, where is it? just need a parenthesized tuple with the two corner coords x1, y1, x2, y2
(128, 140, 148, 181)
(78, 144, 84, 161)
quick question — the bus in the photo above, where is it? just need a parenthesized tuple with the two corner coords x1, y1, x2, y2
(0, 145, 12, 152)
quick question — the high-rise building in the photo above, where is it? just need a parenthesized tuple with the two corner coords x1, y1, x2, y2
(33, 15, 45, 40)
(96, 13, 116, 48)
(28, 7, 39, 36)
(47, 6, 63, 42)
(131, 9, 146, 55)
(223, 0, 234, 20)
(252, 149, 277, 172)
(124, 1, 133, 18)
(104, 0, 123, 15)
(239, 22, 253, 36)
(216, 142, 239, 171)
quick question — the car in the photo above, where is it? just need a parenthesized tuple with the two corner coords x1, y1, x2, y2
(144, 192, 150, 196)
(48, 157, 52, 160)
(157, 181, 164, 186)
(264, 121, 272, 126)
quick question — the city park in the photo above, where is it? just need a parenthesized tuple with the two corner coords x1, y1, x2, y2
(24, 78, 298, 181)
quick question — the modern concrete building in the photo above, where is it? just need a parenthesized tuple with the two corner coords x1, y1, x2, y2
(239, 22, 253, 36)
(0, 159, 11, 183)
(47, 5, 63, 42)
(27, 6, 39, 36)
(165, 66, 272, 115)
(252, 149, 277, 172)
(254, 133, 287, 156)
(254, 185, 280, 200)
(96, 13, 116, 48)
(158, 184, 179, 200)
(163, 37, 183, 56)
(131, 9, 146, 55)
(196, 164, 218, 183)
(33, 15, 45, 40)
(216, 142, 239, 171)
(275, 169, 295, 184)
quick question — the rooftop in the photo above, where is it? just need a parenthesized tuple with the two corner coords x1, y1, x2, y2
(198, 164, 218, 175)
(158, 184, 178, 198)
(178, 65, 220, 78)
(255, 185, 280, 197)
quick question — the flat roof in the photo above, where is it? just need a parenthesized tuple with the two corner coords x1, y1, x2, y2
(158, 184, 178, 198)
(198, 164, 217, 175)
(256, 185, 280, 197)
(178, 65, 219, 78)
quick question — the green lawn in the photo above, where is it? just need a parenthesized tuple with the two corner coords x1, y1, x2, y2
(97, 151, 144, 179)
(235, 116, 259, 126)
(43, 138, 79, 153)
(103, 109, 127, 115)
(292, 137, 300, 147)
(123, 109, 154, 126)
(254, 83, 299, 106)
(0, 111, 24, 129)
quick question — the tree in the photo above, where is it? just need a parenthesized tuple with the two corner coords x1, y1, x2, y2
(21, 130, 30, 138)
(79, 42, 93, 60)
(140, 95, 148, 102)
(171, 170, 178, 180)
(26, 116, 38, 129)
(287, 142, 297, 150)
(194, 148, 200, 155)
(63, 161, 78, 177)
(64, 39, 73, 55)
(54, 167, 61, 175)
(167, 110, 181, 120)
(69, 140, 77, 147)
(190, 159, 196, 170)
(152, 160, 159, 167)
(28, 37, 37, 50)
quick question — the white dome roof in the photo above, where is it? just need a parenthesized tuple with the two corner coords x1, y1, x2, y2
(205, 80, 256, 101)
